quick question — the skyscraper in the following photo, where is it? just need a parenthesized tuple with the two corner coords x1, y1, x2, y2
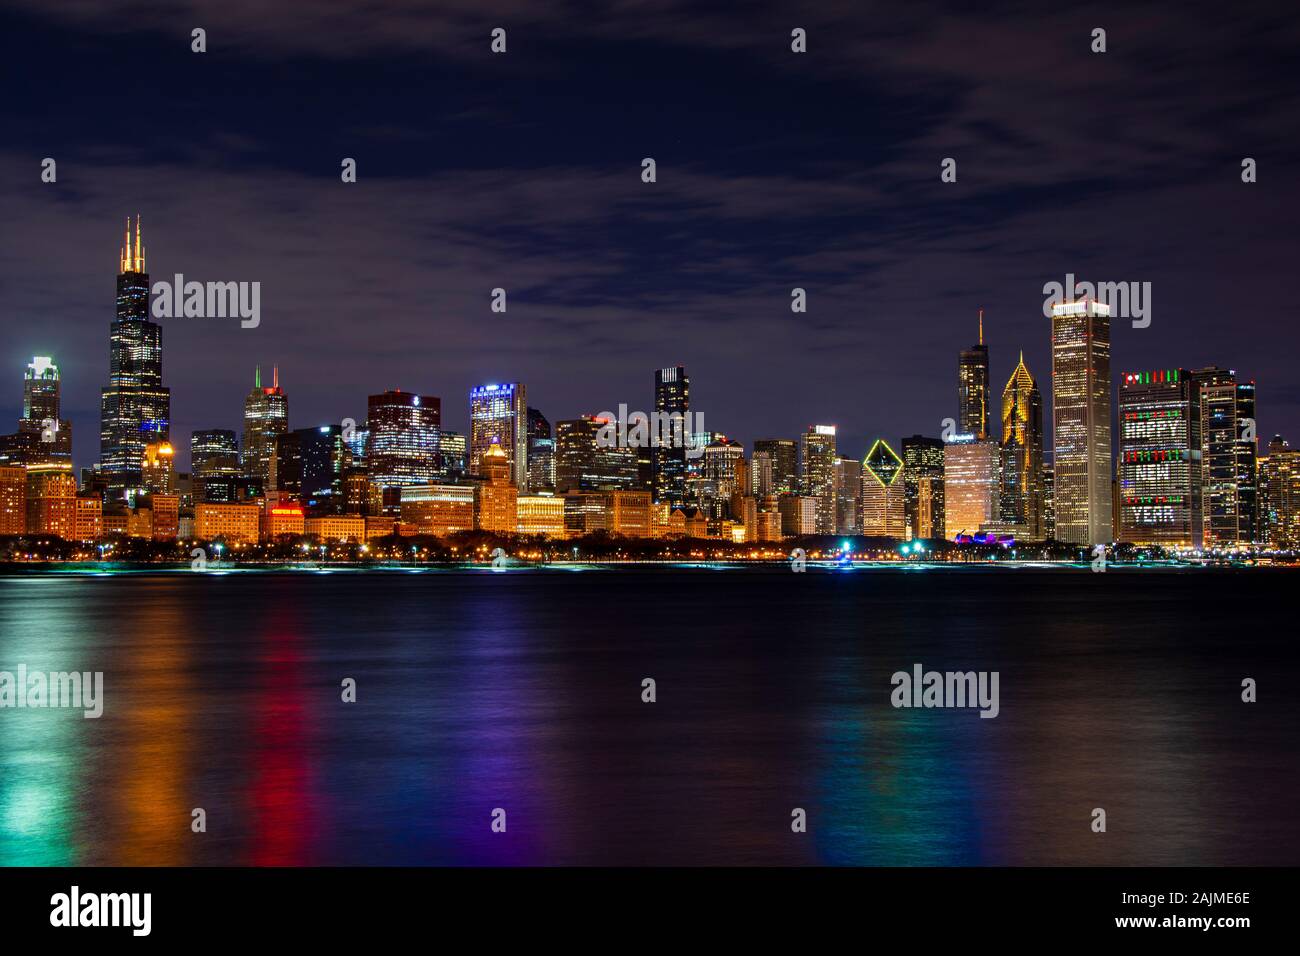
(944, 436, 1001, 538)
(799, 425, 837, 534)
(526, 407, 556, 492)
(470, 383, 527, 489)
(901, 435, 945, 540)
(1050, 299, 1112, 545)
(100, 217, 171, 500)
(834, 456, 862, 534)
(273, 425, 347, 510)
(958, 310, 991, 439)
(0, 357, 72, 467)
(753, 439, 798, 495)
(859, 439, 906, 537)
(366, 390, 441, 489)
(555, 416, 639, 492)
(1000, 352, 1045, 539)
(1260, 435, 1300, 550)
(1117, 369, 1203, 548)
(191, 429, 240, 479)
(1191, 367, 1257, 547)
(652, 366, 690, 506)
(475, 442, 518, 533)
(191, 428, 241, 503)
(242, 366, 288, 489)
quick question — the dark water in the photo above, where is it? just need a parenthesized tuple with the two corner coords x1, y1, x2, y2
(1, 566, 1296, 866)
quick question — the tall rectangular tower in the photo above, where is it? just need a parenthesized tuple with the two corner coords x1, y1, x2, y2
(1050, 299, 1112, 545)
(652, 366, 690, 506)
(470, 383, 528, 490)
(99, 217, 171, 500)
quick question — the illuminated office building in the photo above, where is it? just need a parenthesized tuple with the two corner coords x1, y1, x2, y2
(702, 439, 745, 498)
(400, 483, 475, 536)
(439, 431, 466, 482)
(1000, 352, 1045, 538)
(652, 366, 690, 506)
(799, 425, 837, 534)
(777, 495, 819, 536)
(555, 416, 638, 492)
(517, 493, 566, 537)
(958, 310, 991, 439)
(1050, 299, 1112, 545)
(141, 441, 175, 494)
(25, 464, 77, 538)
(527, 407, 556, 491)
(1260, 435, 1300, 550)
(944, 436, 1001, 539)
(901, 435, 945, 540)
(470, 383, 527, 489)
(194, 502, 261, 544)
(192, 429, 240, 478)
(366, 389, 441, 488)
(150, 493, 180, 541)
(74, 494, 103, 541)
(273, 425, 347, 511)
(1191, 367, 1257, 547)
(100, 218, 171, 499)
(242, 366, 288, 489)
(475, 442, 518, 533)
(859, 439, 907, 538)
(1117, 368, 1202, 548)
(11, 357, 72, 465)
(753, 439, 798, 496)
(834, 457, 862, 534)
(0, 465, 26, 535)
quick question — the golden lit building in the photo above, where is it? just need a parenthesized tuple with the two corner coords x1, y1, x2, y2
(608, 489, 652, 537)
(0, 465, 26, 535)
(944, 437, 1001, 538)
(859, 439, 907, 537)
(195, 502, 262, 544)
(74, 495, 103, 541)
(142, 441, 176, 494)
(365, 516, 398, 539)
(475, 443, 518, 533)
(517, 493, 566, 537)
(102, 510, 130, 536)
(262, 502, 306, 538)
(25, 465, 76, 538)
(400, 484, 475, 536)
(305, 515, 367, 542)
(1001, 352, 1045, 539)
(1261, 436, 1300, 550)
(128, 506, 154, 539)
(151, 493, 180, 540)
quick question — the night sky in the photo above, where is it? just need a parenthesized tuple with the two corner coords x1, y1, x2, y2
(2, 0, 1298, 472)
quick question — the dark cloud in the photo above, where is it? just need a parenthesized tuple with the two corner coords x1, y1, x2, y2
(1, 0, 1297, 470)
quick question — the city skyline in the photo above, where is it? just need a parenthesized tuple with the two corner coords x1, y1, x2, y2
(4, 4, 1299, 476)
(3, 225, 1282, 482)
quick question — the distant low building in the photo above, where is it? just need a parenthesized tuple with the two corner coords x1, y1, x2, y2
(195, 502, 261, 544)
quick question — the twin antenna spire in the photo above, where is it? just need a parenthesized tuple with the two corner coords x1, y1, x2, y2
(254, 365, 280, 390)
(119, 215, 145, 273)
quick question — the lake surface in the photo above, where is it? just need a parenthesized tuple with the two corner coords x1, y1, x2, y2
(1, 566, 1296, 865)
